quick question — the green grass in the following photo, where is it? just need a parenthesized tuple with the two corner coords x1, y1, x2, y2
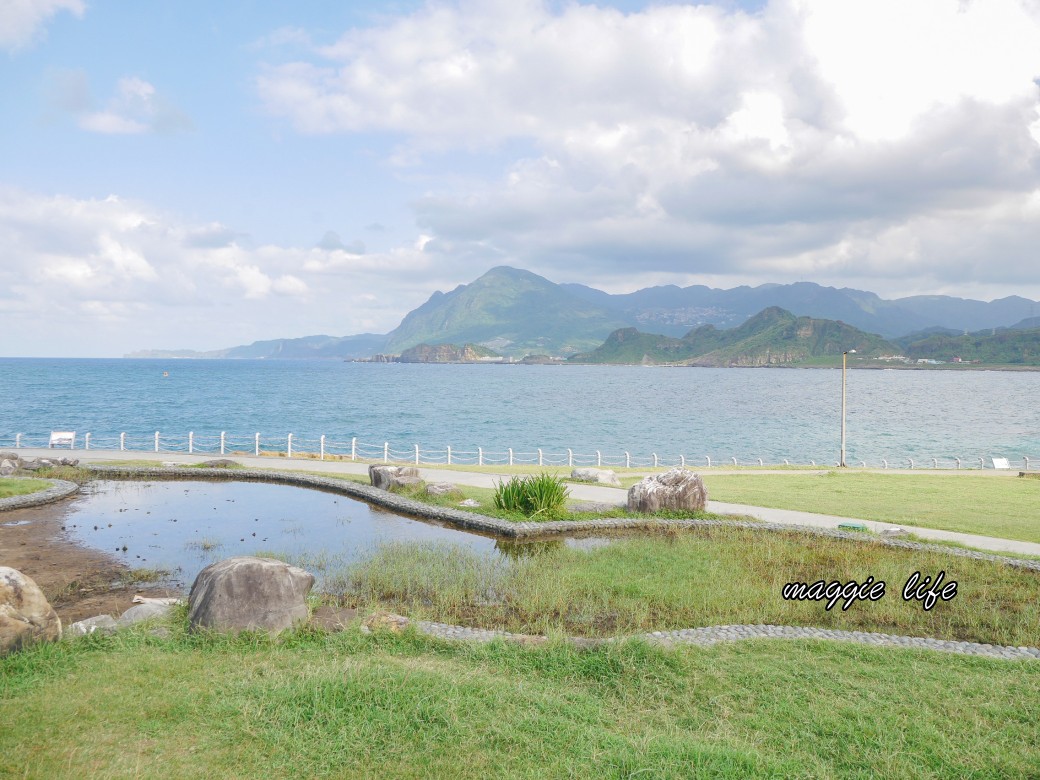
(317, 529, 1040, 646)
(2, 622, 1039, 779)
(0, 477, 50, 499)
(493, 473, 570, 518)
(705, 471, 1040, 544)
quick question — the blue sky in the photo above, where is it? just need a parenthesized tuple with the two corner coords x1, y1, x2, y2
(2, 0, 1040, 356)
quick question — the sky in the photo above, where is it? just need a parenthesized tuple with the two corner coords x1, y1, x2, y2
(2, 0, 1040, 357)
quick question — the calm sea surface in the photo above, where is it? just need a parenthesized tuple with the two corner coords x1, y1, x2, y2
(0, 358, 1037, 465)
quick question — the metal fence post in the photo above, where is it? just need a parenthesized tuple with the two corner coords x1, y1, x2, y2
(255, 433, 260, 457)
(320, 435, 326, 461)
(383, 442, 389, 463)
(220, 431, 226, 456)
(597, 450, 601, 467)
(955, 457, 961, 469)
(1025, 456, 1031, 471)
(932, 458, 937, 469)
(758, 458, 763, 466)
(189, 432, 194, 454)
(568, 449, 573, 467)
(85, 433, 91, 450)
(706, 456, 711, 467)
(414, 444, 420, 465)
(680, 455, 685, 468)
(653, 453, 658, 467)
(447, 445, 452, 465)
(882, 459, 887, 469)
(154, 431, 160, 452)
(478, 447, 483, 467)
(908, 458, 914, 469)
(287, 433, 293, 458)
(731, 457, 737, 466)
(538, 449, 543, 467)
(14, 433, 21, 449)
(508, 448, 513, 466)
(625, 452, 630, 468)
(351, 437, 356, 461)
(120, 432, 126, 451)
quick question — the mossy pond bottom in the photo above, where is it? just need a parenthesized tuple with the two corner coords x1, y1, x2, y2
(59, 480, 603, 587)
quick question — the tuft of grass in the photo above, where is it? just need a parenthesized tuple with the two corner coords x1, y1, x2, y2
(493, 472, 570, 519)
(31, 465, 92, 484)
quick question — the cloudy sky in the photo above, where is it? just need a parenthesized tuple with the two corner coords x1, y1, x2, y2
(3, 0, 1040, 356)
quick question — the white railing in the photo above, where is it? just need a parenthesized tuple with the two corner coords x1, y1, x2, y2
(1, 432, 1036, 471)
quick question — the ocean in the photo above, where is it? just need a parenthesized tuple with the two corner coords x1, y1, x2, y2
(0, 358, 1037, 467)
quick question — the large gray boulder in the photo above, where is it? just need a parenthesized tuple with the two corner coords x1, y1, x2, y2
(627, 468, 707, 514)
(570, 468, 622, 487)
(368, 464, 422, 491)
(0, 567, 62, 655)
(188, 556, 314, 635)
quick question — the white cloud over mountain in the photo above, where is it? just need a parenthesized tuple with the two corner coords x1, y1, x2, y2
(257, 0, 1040, 297)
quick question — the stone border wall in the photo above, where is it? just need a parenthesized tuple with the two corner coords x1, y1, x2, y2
(0, 478, 80, 512)
(87, 466, 1040, 572)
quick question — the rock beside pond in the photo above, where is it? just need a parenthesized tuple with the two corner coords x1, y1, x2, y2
(188, 556, 314, 635)
(571, 468, 622, 487)
(368, 465, 421, 491)
(118, 602, 175, 626)
(67, 614, 118, 637)
(0, 454, 78, 473)
(362, 611, 410, 634)
(426, 482, 463, 499)
(627, 468, 707, 514)
(0, 567, 62, 655)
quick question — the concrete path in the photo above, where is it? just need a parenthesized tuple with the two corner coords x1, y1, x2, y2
(16, 447, 1040, 558)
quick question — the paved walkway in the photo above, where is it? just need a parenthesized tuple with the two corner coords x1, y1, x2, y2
(16, 448, 1040, 557)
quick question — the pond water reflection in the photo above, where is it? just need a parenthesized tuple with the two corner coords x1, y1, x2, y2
(61, 480, 602, 586)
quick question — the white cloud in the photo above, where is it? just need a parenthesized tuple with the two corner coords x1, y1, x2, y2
(0, 0, 83, 51)
(254, 0, 1040, 298)
(76, 76, 192, 135)
(0, 187, 468, 356)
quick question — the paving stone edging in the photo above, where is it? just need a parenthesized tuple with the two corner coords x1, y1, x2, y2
(408, 619, 1040, 661)
(0, 478, 79, 511)
(87, 466, 1040, 572)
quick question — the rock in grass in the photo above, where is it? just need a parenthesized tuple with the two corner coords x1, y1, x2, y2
(67, 615, 118, 637)
(198, 459, 240, 469)
(188, 556, 314, 635)
(570, 468, 622, 487)
(0, 567, 61, 655)
(362, 611, 410, 634)
(368, 465, 421, 491)
(118, 602, 174, 626)
(426, 482, 463, 499)
(627, 468, 707, 514)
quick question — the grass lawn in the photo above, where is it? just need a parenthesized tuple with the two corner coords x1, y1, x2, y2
(2, 624, 1039, 779)
(704, 471, 1040, 544)
(0, 477, 49, 499)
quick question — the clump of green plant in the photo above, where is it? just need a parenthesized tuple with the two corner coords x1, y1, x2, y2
(493, 472, 570, 519)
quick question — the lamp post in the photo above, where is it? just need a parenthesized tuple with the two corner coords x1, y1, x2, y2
(840, 349, 856, 467)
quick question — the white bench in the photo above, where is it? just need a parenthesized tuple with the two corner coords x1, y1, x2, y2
(48, 431, 76, 449)
(992, 457, 1010, 470)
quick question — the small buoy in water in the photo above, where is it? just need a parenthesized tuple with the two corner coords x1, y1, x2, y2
(163, 371, 169, 377)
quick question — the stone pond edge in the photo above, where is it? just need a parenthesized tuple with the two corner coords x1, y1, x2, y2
(85, 465, 1040, 573)
(0, 478, 80, 511)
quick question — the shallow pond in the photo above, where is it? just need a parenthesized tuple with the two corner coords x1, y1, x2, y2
(59, 480, 600, 587)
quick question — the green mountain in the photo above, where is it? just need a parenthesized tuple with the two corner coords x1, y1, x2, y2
(383, 266, 628, 357)
(900, 327, 1040, 365)
(571, 307, 898, 366)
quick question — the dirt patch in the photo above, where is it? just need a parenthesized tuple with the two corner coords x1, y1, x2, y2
(0, 502, 183, 624)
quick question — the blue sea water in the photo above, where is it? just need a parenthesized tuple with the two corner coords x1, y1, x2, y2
(0, 358, 1038, 465)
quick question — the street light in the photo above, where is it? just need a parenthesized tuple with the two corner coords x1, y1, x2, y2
(840, 349, 856, 467)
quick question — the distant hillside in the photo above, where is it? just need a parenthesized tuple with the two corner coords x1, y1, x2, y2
(397, 343, 501, 363)
(900, 327, 1040, 365)
(127, 333, 387, 360)
(571, 307, 898, 366)
(383, 266, 628, 357)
